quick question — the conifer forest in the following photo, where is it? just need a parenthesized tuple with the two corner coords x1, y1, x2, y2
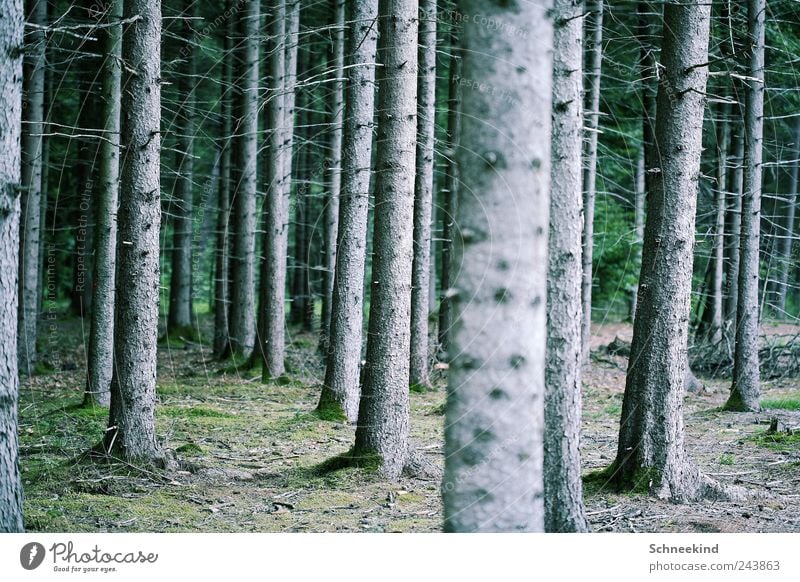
(2, 0, 800, 536)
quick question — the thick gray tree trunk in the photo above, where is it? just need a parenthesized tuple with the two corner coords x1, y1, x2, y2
(318, 0, 379, 422)
(167, 0, 196, 335)
(709, 103, 729, 344)
(771, 117, 799, 316)
(0, 0, 24, 533)
(444, 0, 553, 532)
(319, 0, 345, 354)
(351, 0, 419, 478)
(409, 0, 437, 390)
(724, 128, 744, 330)
(545, 0, 589, 534)
(228, 0, 259, 358)
(85, 0, 122, 407)
(726, 0, 765, 412)
(102, 0, 163, 465)
(580, 0, 603, 364)
(613, 0, 717, 501)
(18, 0, 46, 376)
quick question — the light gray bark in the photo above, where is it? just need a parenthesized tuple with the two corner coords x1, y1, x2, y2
(319, 0, 346, 354)
(229, 0, 259, 358)
(409, 0, 437, 390)
(444, 0, 553, 532)
(710, 103, 729, 344)
(167, 0, 196, 334)
(545, 0, 589, 534)
(85, 0, 122, 407)
(630, 147, 645, 319)
(724, 128, 744, 329)
(580, 0, 603, 364)
(318, 0, 379, 422)
(771, 117, 799, 316)
(18, 0, 47, 376)
(352, 0, 419, 478)
(726, 0, 765, 412)
(614, 0, 714, 501)
(0, 0, 24, 533)
(103, 0, 162, 464)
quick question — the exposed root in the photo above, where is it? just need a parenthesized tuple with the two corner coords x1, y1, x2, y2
(402, 449, 442, 480)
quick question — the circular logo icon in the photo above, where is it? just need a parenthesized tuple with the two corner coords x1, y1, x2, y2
(20, 542, 46, 570)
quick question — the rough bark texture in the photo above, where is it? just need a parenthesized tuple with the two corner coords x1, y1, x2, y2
(319, 0, 345, 354)
(167, 0, 196, 334)
(103, 0, 162, 464)
(409, 0, 437, 390)
(613, 1, 714, 501)
(771, 117, 799, 316)
(630, 147, 645, 319)
(724, 128, 744, 329)
(318, 0, 379, 422)
(85, 0, 122, 406)
(709, 103, 729, 344)
(443, 0, 553, 533)
(228, 0, 259, 358)
(18, 0, 46, 376)
(545, 0, 589, 534)
(0, 0, 24, 533)
(580, 0, 603, 364)
(352, 0, 419, 478)
(437, 32, 461, 358)
(726, 0, 765, 412)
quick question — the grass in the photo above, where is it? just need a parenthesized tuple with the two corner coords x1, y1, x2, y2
(718, 454, 735, 466)
(750, 430, 800, 452)
(761, 398, 800, 411)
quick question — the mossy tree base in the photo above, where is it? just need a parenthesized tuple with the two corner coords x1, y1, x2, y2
(316, 447, 441, 480)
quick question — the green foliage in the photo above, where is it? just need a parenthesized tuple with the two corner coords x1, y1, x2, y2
(761, 398, 800, 411)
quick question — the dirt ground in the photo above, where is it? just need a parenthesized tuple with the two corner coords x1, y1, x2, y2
(18, 318, 800, 533)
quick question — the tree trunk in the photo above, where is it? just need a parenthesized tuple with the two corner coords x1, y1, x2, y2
(408, 0, 437, 390)
(228, 0, 259, 358)
(724, 126, 744, 330)
(167, 0, 196, 334)
(443, 0, 552, 533)
(709, 102, 729, 344)
(0, 0, 24, 532)
(85, 0, 122, 407)
(771, 117, 799, 316)
(319, 0, 346, 354)
(630, 147, 645, 320)
(102, 0, 163, 465)
(437, 31, 461, 359)
(580, 0, 603, 364)
(351, 0, 419, 478)
(545, 0, 589, 534)
(18, 0, 47, 376)
(613, 0, 715, 501)
(290, 44, 310, 328)
(213, 4, 235, 358)
(318, 0, 379, 422)
(726, 0, 765, 412)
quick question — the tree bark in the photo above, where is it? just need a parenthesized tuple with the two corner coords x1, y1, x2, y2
(228, 0, 259, 358)
(351, 0, 419, 478)
(726, 0, 765, 412)
(443, 0, 552, 532)
(724, 126, 744, 330)
(168, 0, 196, 334)
(318, 0, 379, 422)
(85, 0, 122, 407)
(102, 0, 163, 465)
(630, 147, 645, 319)
(709, 102, 729, 344)
(580, 0, 603, 364)
(0, 0, 24, 532)
(18, 0, 47, 376)
(319, 0, 346, 355)
(545, 0, 589, 534)
(771, 117, 799, 316)
(409, 0, 437, 390)
(613, 0, 715, 501)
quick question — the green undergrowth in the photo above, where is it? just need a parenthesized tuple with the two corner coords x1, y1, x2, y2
(750, 430, 800, 452)
(761, 398, 800, 411)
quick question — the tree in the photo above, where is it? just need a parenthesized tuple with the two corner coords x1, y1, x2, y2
(102, 0, 163, 465)
(319, 0, 345, 354)
(409, 0, 437, 390)
(580, 0, 603, 363)
(725, 0, 766, 412)
(318, 0, 379, 422)
(545, 0, 589, 534)
(724, 124, 744, 330)
(167, 0, 197, 336)
(709, 102, 729, 344)
(18, 0, 47, 376)
(349, 0, 420, 478)
(228, 0, 260, 358)
(612, 0, 722, 500)
(0, 0, 24, 533)
(443, 0, 553, 532)
(85, 0, 122, 407)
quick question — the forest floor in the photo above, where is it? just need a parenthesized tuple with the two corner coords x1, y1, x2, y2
(19, 316, 800, 533)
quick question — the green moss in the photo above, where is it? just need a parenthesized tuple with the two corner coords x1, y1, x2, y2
(750, 430, 800, 452)
(175, 442, 204, 455)
(160, 406, 233, 419)
(718, 454, 735, 466)
(410, 383, 432, 394)
(761, 398, 800, 411)
(315, 448, 382, 475)
(314, 402, 348, 423)
(583, 463, 658, 495)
